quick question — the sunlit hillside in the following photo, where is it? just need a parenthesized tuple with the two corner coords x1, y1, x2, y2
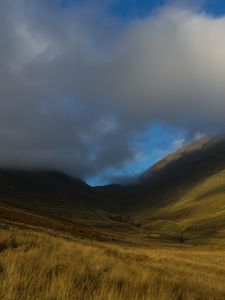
(127, 135, 225, 244)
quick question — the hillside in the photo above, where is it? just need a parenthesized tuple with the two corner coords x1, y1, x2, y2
(0, 170, 142, 242)
(1, 226, 225, 300)
(128, 135, 225, 244)
(0, 170, 120, 222)
(2, 136, 225, 244)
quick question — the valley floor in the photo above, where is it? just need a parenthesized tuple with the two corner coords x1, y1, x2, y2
(1, 225, 225, 300)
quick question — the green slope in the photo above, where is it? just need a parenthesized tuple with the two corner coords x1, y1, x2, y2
(129, 135, 225, 244)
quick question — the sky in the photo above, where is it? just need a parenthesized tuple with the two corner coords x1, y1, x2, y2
(0, 0, 225, 186)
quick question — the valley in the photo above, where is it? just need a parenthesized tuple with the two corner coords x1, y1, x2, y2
(1, 136, 225, 299)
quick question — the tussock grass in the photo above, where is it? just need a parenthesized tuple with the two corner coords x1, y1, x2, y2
(0, 227, 225, 300)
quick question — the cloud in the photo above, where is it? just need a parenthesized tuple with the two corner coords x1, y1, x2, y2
(0, 0, 224, 181)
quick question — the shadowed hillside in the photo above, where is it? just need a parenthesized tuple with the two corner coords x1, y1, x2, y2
(0, 171, 142, 242)
(0, 170, 122, 224)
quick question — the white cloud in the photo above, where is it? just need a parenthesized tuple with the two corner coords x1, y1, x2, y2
(172, 138, 185, 149)
(194, 132, 206, 140)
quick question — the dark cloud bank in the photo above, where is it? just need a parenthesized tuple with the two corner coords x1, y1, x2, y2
(0, 0, 225, 181)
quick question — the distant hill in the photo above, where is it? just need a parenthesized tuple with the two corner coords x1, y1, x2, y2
(0, 170, 120, 224)
(2, 135, 225, 244)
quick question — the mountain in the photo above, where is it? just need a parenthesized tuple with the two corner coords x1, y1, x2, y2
(0, 169, 127, 218)
(0, 170, 140, 241)
(1, 135, 225, 244)
(128, 135, 225, 243)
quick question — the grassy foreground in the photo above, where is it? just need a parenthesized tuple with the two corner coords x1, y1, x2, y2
(1, 227, 225, 300)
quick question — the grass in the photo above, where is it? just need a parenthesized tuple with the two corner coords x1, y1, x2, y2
(134, 169, 225, 244)
(1, 226, 225, 300)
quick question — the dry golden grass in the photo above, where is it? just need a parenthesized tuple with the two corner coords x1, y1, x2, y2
(1, 226, 225, 300)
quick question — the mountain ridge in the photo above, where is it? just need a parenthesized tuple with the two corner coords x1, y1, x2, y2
(1, 135, 225, 244)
